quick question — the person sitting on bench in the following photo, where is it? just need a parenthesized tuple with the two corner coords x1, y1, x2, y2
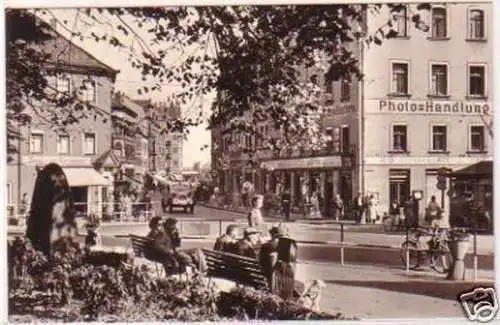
(163, 218, 207, 274)
(214, 224, 240, 254)
(145, 216, 181, 272)
(236, 227, 261, 259)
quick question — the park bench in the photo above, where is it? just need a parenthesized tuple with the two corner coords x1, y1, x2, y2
(201, 248, 268, 289)
(129, 234, 166, 277)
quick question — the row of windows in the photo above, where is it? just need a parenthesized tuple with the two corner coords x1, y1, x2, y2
(390, 62, 487, 98)
(30, 132, 97, 155)
(394, 5, 487, 41)
(55, 74, 97, 103)
(391, 124, 486, 153)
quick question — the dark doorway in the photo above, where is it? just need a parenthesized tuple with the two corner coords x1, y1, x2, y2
(389, 169, 411, 206)
(324, 171, 334, 218)
(340, 172, 352, 208)
(71, 186, 87, 217)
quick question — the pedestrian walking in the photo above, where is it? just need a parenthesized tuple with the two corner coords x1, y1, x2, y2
(333, 193, 344, 221)
(366, 194, 378, 224)
(248, 195, 266, 238)
(310, 191, 321, 219)
(352, 192, 364, 224)
(281, 188, 291, 221)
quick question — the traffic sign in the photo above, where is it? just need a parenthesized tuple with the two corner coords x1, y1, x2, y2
(437, 181, 447, 191)
(437, 174, 447, 183)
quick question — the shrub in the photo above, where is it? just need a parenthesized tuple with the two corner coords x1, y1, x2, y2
(8, 237, 349, 322)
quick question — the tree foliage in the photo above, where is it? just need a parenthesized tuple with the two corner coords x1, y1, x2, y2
(6, 4, 434, 162)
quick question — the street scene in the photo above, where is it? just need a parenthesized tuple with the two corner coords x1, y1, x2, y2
(5, 3, 496, 324)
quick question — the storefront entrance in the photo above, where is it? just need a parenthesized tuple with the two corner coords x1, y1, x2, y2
(389, 169, 411, 206)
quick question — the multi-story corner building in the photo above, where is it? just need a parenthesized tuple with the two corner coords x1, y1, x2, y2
(360, 2, 492, 224)
(157, 101, 183, 174)
(110, 92, 148, 182)
(6, 22, 119, 217)
(212, 3, 492, 223)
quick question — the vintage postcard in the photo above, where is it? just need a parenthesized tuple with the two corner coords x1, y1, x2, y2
(3, 0, 496, 323)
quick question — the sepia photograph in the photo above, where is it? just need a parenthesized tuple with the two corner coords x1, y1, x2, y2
(4, 1, 496, 323)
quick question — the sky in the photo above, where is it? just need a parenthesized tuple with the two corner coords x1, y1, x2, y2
(43, 8, 215, 169)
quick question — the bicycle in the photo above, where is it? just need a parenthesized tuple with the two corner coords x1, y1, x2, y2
(400, 226, 453, 274)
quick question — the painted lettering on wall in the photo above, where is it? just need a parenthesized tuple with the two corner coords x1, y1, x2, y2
(379, 100, 491, 115)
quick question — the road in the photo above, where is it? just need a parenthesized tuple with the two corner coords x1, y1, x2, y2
(108, 205, 495, 255)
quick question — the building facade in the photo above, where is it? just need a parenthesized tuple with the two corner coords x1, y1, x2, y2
(361, 2, 492, 224)
(6, 25, 119, 217)
(212, 3, 492, 222)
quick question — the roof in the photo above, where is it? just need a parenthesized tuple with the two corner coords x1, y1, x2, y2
(34, 14, 119, 78)
(451, 160, 493, 177)
(93, 149, 121, 169)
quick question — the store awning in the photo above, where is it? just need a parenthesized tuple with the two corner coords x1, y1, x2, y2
(63, 167, 109, 187)
(153, 174, 170, 185)
(261, 156, 342, 170)
(450, 160, 493, 177)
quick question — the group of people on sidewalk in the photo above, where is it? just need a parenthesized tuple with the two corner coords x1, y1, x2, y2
(213, 194, 299, 300)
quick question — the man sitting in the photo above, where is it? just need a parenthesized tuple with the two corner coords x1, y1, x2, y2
(236, 227, 261, 259)
(145, 216, 181, 272)
(214, 225, 240, 254)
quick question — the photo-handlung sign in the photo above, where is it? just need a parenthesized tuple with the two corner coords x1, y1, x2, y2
(379, 99, 491, 115)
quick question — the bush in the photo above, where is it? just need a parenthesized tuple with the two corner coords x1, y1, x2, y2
(8, 237, 349, 322)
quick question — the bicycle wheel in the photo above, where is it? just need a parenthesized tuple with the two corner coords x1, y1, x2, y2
(400, 240, 422, 270)
(430, 243, 453, 274)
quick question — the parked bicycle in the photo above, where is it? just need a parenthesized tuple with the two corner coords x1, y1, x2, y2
(400, 226, 453, 274)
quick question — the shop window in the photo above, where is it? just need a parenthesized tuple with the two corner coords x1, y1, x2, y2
(431, 125, 447, 152)
(389, 169, 411, 206)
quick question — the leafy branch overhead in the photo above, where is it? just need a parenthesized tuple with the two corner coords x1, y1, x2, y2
(7, 4, 433, 161)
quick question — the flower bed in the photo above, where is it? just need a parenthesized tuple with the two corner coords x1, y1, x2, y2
(8, 236, 356, 322)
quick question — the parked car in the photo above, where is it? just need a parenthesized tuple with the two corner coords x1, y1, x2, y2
(163, 184, 195, 214)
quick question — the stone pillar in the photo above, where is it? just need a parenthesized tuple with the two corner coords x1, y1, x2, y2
(290, 171, 296, 206)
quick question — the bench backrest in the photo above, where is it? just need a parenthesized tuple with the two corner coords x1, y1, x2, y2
(129, 234, 153, 258)
(201, 248, 267, 289)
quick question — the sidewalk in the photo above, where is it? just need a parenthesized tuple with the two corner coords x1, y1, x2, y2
(296, 262, 494, 319)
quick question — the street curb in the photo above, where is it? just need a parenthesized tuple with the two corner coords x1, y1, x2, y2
(110, 234, 493, 258)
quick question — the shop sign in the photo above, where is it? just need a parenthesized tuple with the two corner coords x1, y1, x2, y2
(378, 99, 491, 115)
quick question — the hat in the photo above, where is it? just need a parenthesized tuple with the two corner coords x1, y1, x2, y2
(269, 224, 287, 237)
(244, 227, 260, 235)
